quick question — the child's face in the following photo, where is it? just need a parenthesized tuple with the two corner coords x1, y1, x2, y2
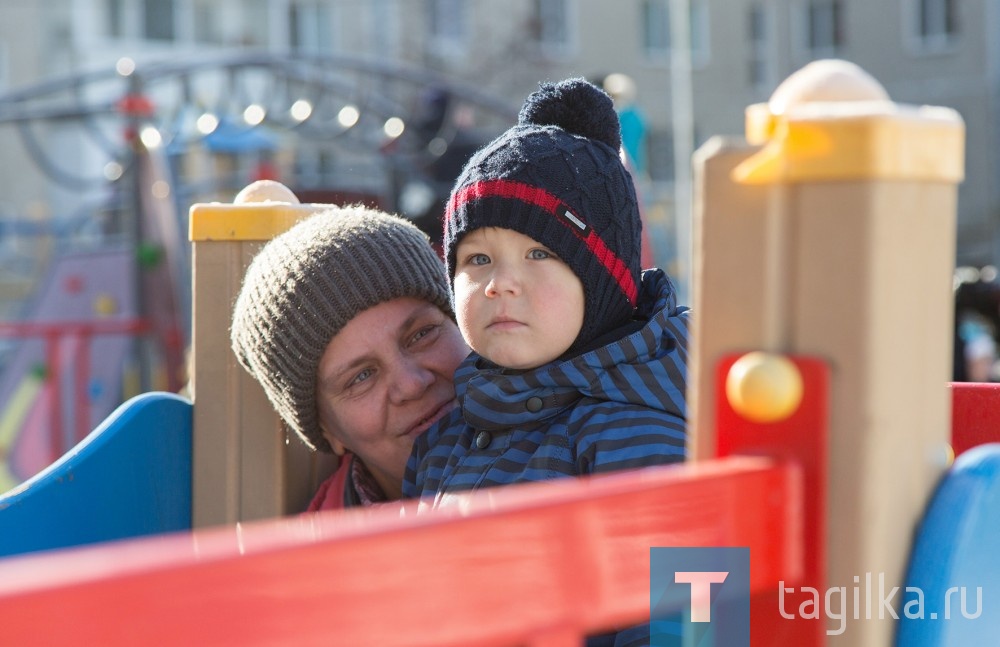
(453, 227, 584, 369)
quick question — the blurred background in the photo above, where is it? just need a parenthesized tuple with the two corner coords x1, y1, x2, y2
(0, 0, 997, 489)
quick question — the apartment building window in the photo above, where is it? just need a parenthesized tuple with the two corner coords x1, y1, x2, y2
(647, 129, 674, 183)
(910, 0, 958, 49)
(108, 0, 125, 38)
(641, 0, 670, 59)
(289, 1, 334, 54)
(106, 0, 178, 41)
(243, 0, 270, 48)
(748, 5, 774, 91)
(144, 0, 175, 41)
(689, 1, 709, 64)
(531, 0, 571, 55)
(427, 0, 466, 55)
(0, 42, 7, 92)
(193, 0, 223, 45)
(641, 0, 710, 66)
(806, 0, 842, 55)
(365, 0, 401, 58)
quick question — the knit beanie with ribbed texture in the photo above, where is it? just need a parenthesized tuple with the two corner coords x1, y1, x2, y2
(444, 77, 642, 352)
(231, 205, 453, 453)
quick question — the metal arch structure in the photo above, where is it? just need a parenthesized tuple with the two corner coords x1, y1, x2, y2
(0, 50, 519, 197)
(0, 47, 521, 339)
(0, 50, 520, 124)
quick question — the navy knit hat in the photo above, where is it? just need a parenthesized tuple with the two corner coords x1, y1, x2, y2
(444, 77, 642, 350)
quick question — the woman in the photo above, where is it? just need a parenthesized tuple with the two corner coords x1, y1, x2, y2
(230, 204, 469, 509)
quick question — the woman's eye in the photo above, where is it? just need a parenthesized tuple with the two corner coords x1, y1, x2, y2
(348, 368, 374, 387)
(410, 325, 435, 345)
(529, 248, 552, 260)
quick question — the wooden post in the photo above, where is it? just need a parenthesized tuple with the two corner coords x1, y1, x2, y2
(690, 60, 964, 644)
(189, 183, 336, 528)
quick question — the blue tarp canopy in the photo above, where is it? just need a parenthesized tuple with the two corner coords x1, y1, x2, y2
(202, 118, 277, 153)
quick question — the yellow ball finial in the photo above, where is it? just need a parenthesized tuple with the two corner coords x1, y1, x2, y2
(726, 351, 804, 423)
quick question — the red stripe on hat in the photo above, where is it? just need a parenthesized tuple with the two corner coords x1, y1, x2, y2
(446, 178, 561, 221)
(448, 179, 637, 306)
(583, 230, 638, 305)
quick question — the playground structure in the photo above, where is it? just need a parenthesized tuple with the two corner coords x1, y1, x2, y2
(0, 52, 527, 492)
(0, 138, 188, 490)
(0, 60, 997, 646)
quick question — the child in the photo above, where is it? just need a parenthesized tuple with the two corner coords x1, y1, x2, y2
(404, 77, 690, 502)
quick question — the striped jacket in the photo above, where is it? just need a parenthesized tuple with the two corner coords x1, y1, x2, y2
(404, 268, 689, 503)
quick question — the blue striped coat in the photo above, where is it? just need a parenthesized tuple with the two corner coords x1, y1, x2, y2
(404, 268, 689, 503)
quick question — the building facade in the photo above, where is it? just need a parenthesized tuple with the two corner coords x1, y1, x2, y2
(0, 0, 997, 266)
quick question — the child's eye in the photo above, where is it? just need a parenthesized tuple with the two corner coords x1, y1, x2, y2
(468, 253, 491, 266)
(528, 248, 552, 260)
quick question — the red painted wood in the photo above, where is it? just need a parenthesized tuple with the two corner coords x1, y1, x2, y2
(0, 458, 799, 646)
(949, 382, 1000, 456)
(715, 354, 829, 647)
(0, 319, 149, 336)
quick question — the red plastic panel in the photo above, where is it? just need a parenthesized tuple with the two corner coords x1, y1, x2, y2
(715, 353, 830, 647)
(949, 382, 1000, 456)
(0, 457, 799, 646)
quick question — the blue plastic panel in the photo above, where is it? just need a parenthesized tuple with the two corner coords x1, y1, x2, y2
(896, 444, 1000, 646)
(0, 392, 192, 558)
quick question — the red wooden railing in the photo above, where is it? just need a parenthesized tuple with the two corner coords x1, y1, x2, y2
(1, 372, 994, 645)
(0, 356, 829, 646)
(0, 458, 801, 646)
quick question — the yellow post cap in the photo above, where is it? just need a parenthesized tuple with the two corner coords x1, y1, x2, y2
(189, 181, 329, 242)
(734, 59, 964, 185)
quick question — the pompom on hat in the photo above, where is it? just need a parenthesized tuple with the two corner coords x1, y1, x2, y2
(443, 77, 642, 350)
(231, 204, 453, 453)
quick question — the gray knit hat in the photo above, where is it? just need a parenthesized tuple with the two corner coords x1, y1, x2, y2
(230, 204, 453, 453)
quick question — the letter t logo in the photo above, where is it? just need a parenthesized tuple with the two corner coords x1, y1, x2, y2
(674, 571, 729, 622)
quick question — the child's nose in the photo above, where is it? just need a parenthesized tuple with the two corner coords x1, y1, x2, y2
(485, 263, 520, 297)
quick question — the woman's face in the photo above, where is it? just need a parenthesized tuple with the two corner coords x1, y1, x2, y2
(315, 297, 469, 499)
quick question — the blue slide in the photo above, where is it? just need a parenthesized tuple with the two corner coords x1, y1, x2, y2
(0, 392, 192, 558)
(897, 443, 1000, 645)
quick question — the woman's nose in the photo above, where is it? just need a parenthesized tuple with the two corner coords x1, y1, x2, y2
(390, 356, 435, 403)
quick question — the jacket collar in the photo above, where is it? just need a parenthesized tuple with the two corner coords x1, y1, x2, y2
(454, 268, 688, 431)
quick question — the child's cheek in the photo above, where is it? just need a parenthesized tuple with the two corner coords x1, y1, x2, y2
(452, 274, 478, 342)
